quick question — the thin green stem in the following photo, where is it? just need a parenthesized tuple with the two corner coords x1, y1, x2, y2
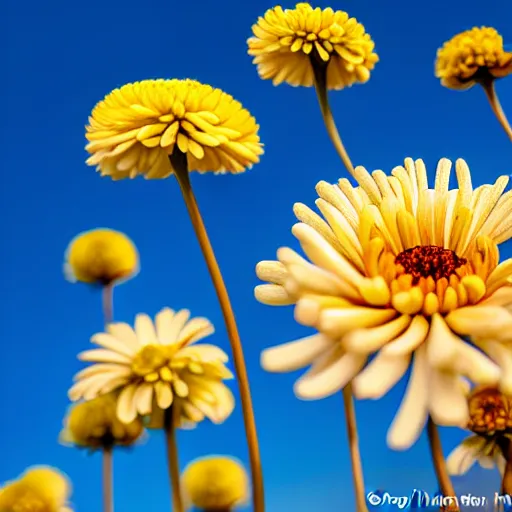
(164, 407, 184, 512)
(481, 79, 512, 142)
(311, 58, 356, 178)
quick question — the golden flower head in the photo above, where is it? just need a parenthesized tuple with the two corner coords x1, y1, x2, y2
(64, 228, 139, 286)
(255, 157, 512, 450)
(85, 79, 263, 180)
(68, 308, 235, 428)
(60, 393, 144, 450)
(467, 385, 512, 436)
(247, 3, 378, 90)
(0, 466, 73, 512)
(435, 27, 512, 90)
(181, 455, 250, 511)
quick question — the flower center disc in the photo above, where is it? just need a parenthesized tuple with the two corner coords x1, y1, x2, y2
(132, 345, 168, 376)
(395, 245, 467, 284)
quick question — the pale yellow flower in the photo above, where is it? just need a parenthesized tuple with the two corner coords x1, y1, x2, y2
(85, 79, 263, 180)
(255, 157, 512, 450)
(0, 466, 73, 512)
(68, 308, 235, 427)
(64, 228, 139, 285)
(435, 27, 512, 90)
(60, 393, 144, 450)
(181, 456, 250, 510)
(247, 3, 378, 90)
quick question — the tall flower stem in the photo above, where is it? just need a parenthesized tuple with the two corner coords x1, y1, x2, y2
(170, 149, 265, 512)
(102, 447, 114, 512)
(164, 407, 184, 512)
(498, 438, 512, 495)
(310, 58, 356, 178)
(426, 417, 460, 512)
(342, 384, 368, 512)
(101, 283, 115, 512)
(481, 79, 512, 142)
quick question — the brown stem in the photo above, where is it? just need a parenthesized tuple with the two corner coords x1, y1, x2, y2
(498, 437, 512, 496)
(481, 79, 512, 142)
(342, 385, 368, 512)
(102, 283, 114, 325)
(102, 447, 114, 512)
(170, 150, 265, 512)
(310, 58, 356, 178)
(164, 407, 183, 512)
(427, 417, 460, 512)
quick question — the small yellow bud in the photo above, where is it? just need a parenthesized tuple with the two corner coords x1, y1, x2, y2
(64, 228, 139, 285)
(181, 456, 250, 511)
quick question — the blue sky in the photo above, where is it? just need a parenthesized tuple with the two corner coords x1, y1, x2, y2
(3, 0, 512, 510)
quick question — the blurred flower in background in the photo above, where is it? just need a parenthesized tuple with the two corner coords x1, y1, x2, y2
(256, 157, 512, 450)
(64, 228, 139, 286)
(0, 466, 73, 512)
(68, 307, 235, 427)
(181, 455, 250, 511)
(60, 393, 145, 451)
(85, 79, 263, 179)
(247, 2, 378, 89)
(435, 27, 512, 90)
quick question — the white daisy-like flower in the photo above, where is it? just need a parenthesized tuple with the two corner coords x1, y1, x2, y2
(447, 435, 506, 476)
(68, 308, 235, 427)
(255, 157, 512, 450)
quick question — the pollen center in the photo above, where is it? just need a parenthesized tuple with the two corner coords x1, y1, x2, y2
(395, 245, 467, 284)
(131, 344, 169, 376)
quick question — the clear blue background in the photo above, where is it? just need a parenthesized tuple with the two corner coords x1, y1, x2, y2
(3, 0, 512, 510)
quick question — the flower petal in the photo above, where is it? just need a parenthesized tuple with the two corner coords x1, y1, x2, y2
(91, 333, 137, 357)
(116, 383, 139, 423)
(78, 349, 131, 365)
(135, 313, 158, 345)
(428, 369, 469, 427)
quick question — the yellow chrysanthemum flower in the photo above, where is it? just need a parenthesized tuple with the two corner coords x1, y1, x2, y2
(68, 308, 235, 427)
(64, 228, 139, 286)
(0, 466, 73, 512)
(247, 3, 379, 90)
(85, 79, 263, 180)
(60, 393, 144, 450)
(447, 386, 511, 476)
(435, 27, 512, 90)
(181, 456, 250, 511)
(255, 157, 512, 450)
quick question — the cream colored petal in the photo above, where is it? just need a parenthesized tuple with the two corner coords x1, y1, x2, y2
(261, 334, 335, 373)
(294, 350, 367, 400)
(178, 344, 229, 363)
(255, 260, 288, 285)
(68, 374, 109, 401)
(176, 317, 214, 346)
(291, 223, 364, 288)
(78, 349, 131, 365)
(107, 322, 140, 351)
(446, 439, 480, 475)
(82, 373, 119, 401)
(428, 369, 469, 427)
(155, 381, 174, 410)
(135, 313, 158, 345)
(91, 333, 137, 357)
(116, 383, 139, 423)
(73, 363, 131, 381)
(134, 382, 154, 416)
(380, 315, 429, 356)
(319, 307, 396, 338)
(155, 307, 176, 344)
(353, 353, 410, 399)
(496, 455, 507, 476)
(387, 346, 429, 450)
(254, 284, 295, 305)
(446, 306, 512, 340)
(161, 309, 190, 345)
(478, 455, 495, 470)
(475, 339, 512, 394)
(100, 376, 130, 395)
(342, 315, 411, 354)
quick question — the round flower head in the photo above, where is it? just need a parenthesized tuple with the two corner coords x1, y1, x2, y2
(68, 308, 235, 428)
(447, 386, 512, 476)
(181, 456, 250, 510)
(255, 157, 512, 450)
(64, 228, 139, 286)
(60, 393, 144, 451)
(0, 466, 73, 512)
(247, 3, 378, 90)
(435, 27, 512, 90)
(85, 79, 263, 180)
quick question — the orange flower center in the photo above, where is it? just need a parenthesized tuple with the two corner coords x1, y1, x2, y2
(468, 387, 512, 436)
(395, 245, 467, 284)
